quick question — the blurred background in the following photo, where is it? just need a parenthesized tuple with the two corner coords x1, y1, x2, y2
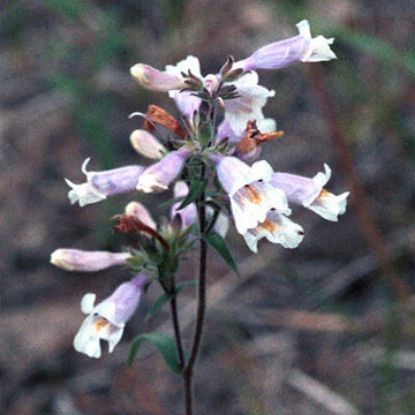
(1, 0, 415, 414)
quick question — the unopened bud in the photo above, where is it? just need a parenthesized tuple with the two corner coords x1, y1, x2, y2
(130, 63, 186, 92)
(125, 201, 157, 230)
(130, 129, 166, 160)
(50, 249, 131, 272)
(203, 74, 220, 95)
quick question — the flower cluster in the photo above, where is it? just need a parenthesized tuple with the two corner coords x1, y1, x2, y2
(51, 20, 347, 358)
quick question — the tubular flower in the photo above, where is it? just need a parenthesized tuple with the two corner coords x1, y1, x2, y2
(243, 211, 304, 253)
(73, 273, 147, 358)
(233, 19, 336, 73)
(170, 181, 197, 230)
(136, 148, 191, 193)
(223, 71, 275, 137)
(271, 164, 349, 221)
(213, 155, 290, 235)
(165, 56, 203, 121)
(129, 129, 166, 160)
(65, 158, 144, 207)
(130, 63, 187, 92)
(50, 249, 131, 272)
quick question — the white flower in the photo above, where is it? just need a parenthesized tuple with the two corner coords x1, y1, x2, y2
(214, 156, 290, 235)
(65, 159, 107, 207)
(297, 20, 337, 62)
(224, 72, 275, 137)
(74, 274, 147, 358)
(243, 211, 304, 253)
(165, 56, 203, 120)
(65, 158, 144, 207)
(233, 19, 336, 72)
(271, 164, 349, 221)
(308, 189, 349, 222)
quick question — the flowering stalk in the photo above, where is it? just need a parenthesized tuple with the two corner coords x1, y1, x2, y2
(51, 20, 348, 415)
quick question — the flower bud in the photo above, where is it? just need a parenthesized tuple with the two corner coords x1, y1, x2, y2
(125, 201, 157, 230)
(130, 129, 166, 160)
(130, 63, 186, 92)
(203, 74, 220, 95)
(50, 249, 131, 272)
(170, 181, 197, 230)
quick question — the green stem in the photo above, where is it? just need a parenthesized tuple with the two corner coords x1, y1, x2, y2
(183, 162, 208, 415)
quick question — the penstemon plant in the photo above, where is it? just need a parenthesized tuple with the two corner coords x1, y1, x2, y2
(51, 20, 348, 414)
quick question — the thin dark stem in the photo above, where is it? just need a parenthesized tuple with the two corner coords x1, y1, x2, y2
(183, 163, 208, 415)
(169, 290, 185, 370)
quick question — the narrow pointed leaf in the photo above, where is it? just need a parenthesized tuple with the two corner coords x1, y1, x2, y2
(177, 179, 207, 209)
(203, 232, 238, 274)
(128, 333, 181, 373)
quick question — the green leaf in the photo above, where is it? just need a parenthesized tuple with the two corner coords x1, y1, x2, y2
(146, 281, 196, 321)
(128, 333, 181, 373)
(177, 179, 207, 209)
(203, 232, 238, 274)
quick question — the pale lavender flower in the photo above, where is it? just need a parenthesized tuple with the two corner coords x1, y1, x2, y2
(73, 273, 148, 358)
(136, 148, 191, 193)
(165, 56, 203, 121)
(234, 20, 336, 72)
(243, 211, 304, 253)
(212, 155, 290, 235)
(171, 181, 197, 230)
(65, 158, 144, 207)
(130, 63, 187, 92)
(271, 164, 349, 221)
(50, 249, 131, 272)
(125, 201, 157, 230)
(130, 129, 166, 160)
(223, 71, 275, 137)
